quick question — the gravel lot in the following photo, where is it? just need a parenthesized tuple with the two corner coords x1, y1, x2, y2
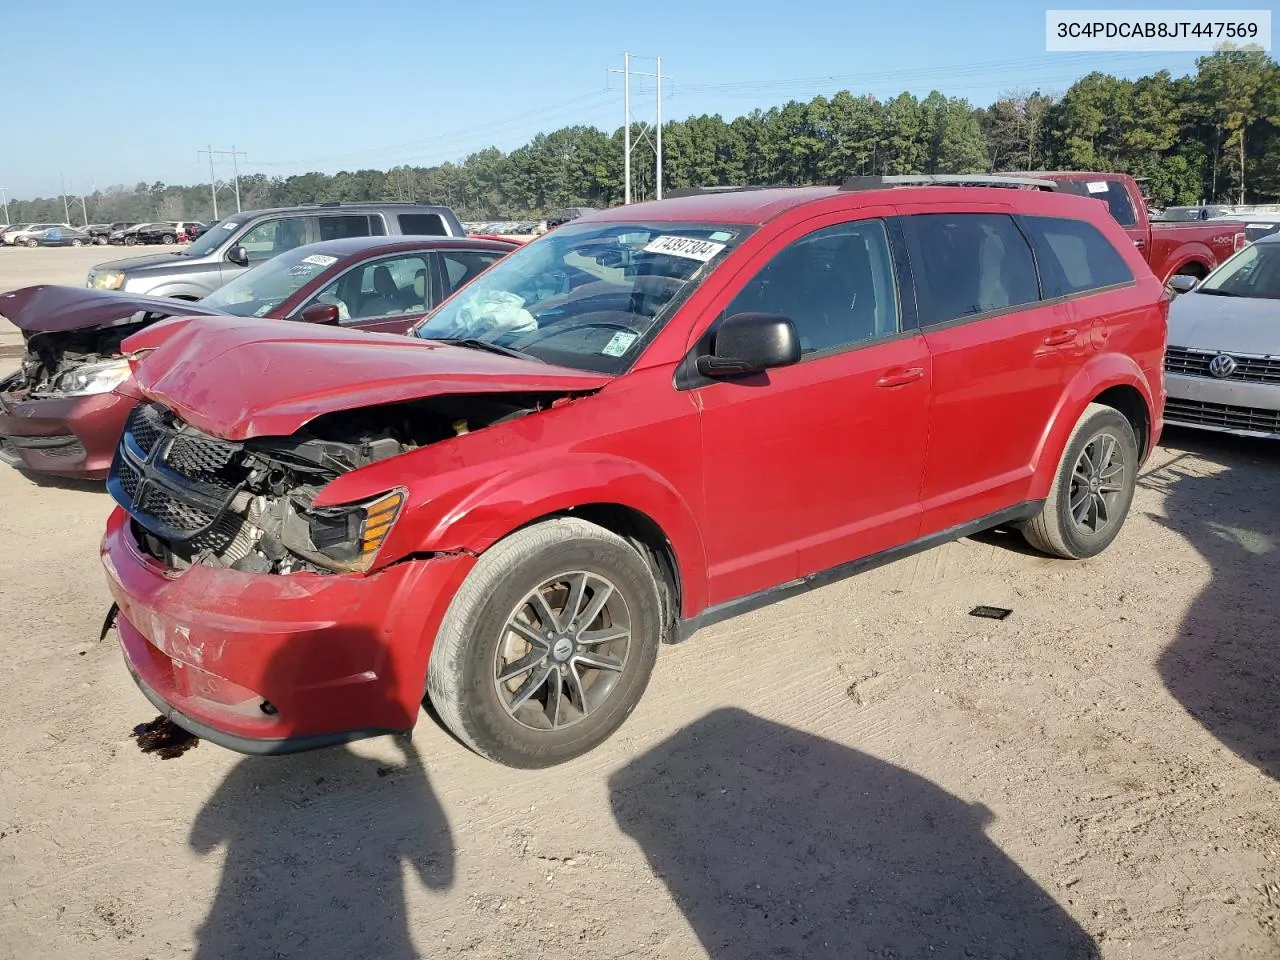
(0, 246, 1278, 960)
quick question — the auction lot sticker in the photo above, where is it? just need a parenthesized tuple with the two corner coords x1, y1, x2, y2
(644, 236, 726, 261)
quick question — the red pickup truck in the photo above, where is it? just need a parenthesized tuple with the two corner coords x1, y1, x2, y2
(1031, 172, 1246, 284)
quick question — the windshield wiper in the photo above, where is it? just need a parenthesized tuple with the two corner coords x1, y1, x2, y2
(425, 336, 545, 363)
(1196, 288, 1241, 296)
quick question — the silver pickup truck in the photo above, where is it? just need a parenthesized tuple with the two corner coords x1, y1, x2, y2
(86, 201, 466, 300)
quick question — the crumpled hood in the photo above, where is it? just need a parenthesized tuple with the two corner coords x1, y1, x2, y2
(1167, 291, 1280, 355)
(0, 284, 228, 335)
(125, 315, 611, 440)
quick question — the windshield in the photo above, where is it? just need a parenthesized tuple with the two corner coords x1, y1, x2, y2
(1198, 242, 1280, 299)
(184, 217, 244, 257)
(199, 246, 339, 317)
(413, 221, 745, 373)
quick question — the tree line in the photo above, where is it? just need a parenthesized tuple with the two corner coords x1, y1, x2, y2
(8, 46, 1278, 226)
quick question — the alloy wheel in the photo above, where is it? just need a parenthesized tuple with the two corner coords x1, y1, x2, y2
(493, 570, 631, 731)
(1068, 432, 1126, 535)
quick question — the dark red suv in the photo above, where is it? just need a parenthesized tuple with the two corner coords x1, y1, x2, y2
(100, 176, 1167, 767)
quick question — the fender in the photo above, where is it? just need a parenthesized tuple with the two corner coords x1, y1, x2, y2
(428, 454, 709, 614)
(1159, 249, 1212, 284)
(1027, 352, 1156, 502)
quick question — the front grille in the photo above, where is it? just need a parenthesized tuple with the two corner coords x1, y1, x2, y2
(1165, 347, 1280, 384)
(1165, 397, 1280, 434)
(109, 403, 245, 543)
(166, 433, 238, 482)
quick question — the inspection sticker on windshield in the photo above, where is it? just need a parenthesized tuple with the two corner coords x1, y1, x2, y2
(1085, 181, 1109, 194)
(602, 331, 638, 357)
(221, 221, 237, 230)
(643, 235, 726, 261)
(300, 254, 338, 267)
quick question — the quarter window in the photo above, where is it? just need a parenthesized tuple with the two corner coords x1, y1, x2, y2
(1021, 216, 1134, 297)
(901, 213, 1039, 326)
(724, 220, 900, 356)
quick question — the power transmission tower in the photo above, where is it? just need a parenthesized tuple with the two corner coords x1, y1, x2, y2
(609, 54, 667, 204)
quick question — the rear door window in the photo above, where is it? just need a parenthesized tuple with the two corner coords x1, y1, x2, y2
(900, 213, 1040, 325)
(440, 249, 505, 295)
(318, 215, 374, 241)
(398, 213, 447, 236)
(1020, 216, 1134, 297)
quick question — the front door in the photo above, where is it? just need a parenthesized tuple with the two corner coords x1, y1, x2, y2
(692, 212, 933, 607)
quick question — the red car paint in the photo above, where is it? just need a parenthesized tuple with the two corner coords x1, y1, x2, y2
(1031, 172, 1246, 282)
(0, 237, 514, 479)
(102, 183, 1167, 753)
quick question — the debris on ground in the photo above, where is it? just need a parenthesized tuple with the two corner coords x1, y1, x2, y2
(130, 715, 199, 759)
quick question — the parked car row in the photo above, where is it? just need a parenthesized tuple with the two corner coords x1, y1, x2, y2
(0, 221, 208, 248)
(0, 175, 1273, 774)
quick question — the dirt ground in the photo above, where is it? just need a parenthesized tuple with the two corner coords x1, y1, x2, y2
(0, 248, 1277, 960)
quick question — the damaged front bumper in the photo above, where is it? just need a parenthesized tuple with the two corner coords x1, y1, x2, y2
(100, 506, 477, 754)
(0, 386, 133, 479)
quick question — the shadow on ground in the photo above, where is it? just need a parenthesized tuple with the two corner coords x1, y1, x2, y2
(610, 708, 1099, 958)
(1148, 427, 1280, 779)
(187, 632, 454, 959)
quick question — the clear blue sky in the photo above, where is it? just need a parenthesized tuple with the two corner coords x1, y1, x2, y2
(1, 0, 1255, 199)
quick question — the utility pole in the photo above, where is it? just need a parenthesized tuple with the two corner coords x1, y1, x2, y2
(60, 176, 71, 224)
(213, 146, 247, 212)
(79, 194, 88, 225)
(609, 54, 667, 204)
(198, 145, 218, 219)
(0, 187, 10, 226)
(655, 57, 663, 200)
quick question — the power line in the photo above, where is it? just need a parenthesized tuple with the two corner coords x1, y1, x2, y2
(251, 91, 615, 169)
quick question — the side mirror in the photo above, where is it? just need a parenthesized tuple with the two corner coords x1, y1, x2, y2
(299, 303, 340, 325)
(696, 312, 801, 379)
(226, 245, 249, 266)
(1169, 275, 1199, 294)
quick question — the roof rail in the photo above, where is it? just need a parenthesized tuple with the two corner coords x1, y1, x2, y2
(662, 185, 783, 199)
(839, 174, 1059, 192)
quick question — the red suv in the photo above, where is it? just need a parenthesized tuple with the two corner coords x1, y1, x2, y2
(100, 176, 1167, 767)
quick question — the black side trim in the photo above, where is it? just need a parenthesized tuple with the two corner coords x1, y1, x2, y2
(670, 500, 1043, 643)
(7, 434, 80, 450)
(126, 667, 405, 757)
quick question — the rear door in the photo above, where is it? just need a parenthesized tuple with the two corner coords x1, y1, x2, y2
(899, 205, 1072, 534)
(691, 208, 934, 606)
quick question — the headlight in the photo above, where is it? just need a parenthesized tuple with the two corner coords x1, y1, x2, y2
(50, 358, 132, 397)
(89, 269, 125, 290)
(280, 489, 406, 573)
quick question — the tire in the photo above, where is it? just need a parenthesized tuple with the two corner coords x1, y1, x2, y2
(71, 239, 82, 247)
(1021, 403, 1138, 559)
(161, 234, 175, 245)
(25, 238, 38, 248)
(124, 236, 136, 246)
(427, 517, 662, 768)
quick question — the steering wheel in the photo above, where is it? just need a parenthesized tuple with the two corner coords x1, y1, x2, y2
(514, 319, 642, 350)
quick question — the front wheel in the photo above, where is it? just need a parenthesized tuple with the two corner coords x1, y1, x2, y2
(161, 234, 175, 245)
(1021, 403, 1138, 559)
(427, 517, 662, 768)
(71, 238, 83, 247)
(25, 238, 38, 248)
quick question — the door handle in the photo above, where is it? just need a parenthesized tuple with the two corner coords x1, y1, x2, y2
(875, 367, 925, 388)
(1133, 238, 1146, 248)
(1042, 329, 1078, 347)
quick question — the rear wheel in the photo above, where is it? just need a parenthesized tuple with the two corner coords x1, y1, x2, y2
(1021, 403, 1138, 559)
(25, 238, 38, 248)
(124, 236, 136, 246)
(162, 234, 175, 245)
(71, 238, 83, 247)
(427, 518, 662, 768)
